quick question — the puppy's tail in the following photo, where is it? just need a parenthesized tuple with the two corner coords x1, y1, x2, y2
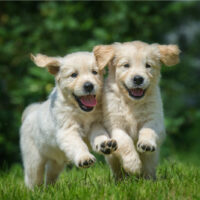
(21, 103, 40, 122)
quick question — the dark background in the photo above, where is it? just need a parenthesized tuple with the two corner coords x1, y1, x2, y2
(0, 2, 200, 167)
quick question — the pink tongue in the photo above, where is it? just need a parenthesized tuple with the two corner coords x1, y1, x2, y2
(80, 95, 97, 107)
(131, 88, 144, 97)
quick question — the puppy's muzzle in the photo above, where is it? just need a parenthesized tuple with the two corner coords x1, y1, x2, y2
(73, 81, 97, 112)
(123, 75, 147, 100)
(83, 81, 94, 93)
(133, 75, 144, 86)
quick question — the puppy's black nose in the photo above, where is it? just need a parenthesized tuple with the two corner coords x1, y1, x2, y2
(84, 82, 94, 92)
(133, 75, 144, 85)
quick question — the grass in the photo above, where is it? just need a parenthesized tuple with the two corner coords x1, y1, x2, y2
(0, 160, 200, 200)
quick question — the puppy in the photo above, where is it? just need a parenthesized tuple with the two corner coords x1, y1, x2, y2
(93, 41, 180, 179)
(20, 52, 117, 189)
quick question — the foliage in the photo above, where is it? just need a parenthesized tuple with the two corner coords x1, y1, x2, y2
(0, 161, 200, 200)
(0, 2, 200, 165)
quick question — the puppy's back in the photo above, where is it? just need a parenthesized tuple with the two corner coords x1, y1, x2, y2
(21, 103, 41, 122)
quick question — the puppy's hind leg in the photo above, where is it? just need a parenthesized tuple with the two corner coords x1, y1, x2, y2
(22, 142, 46, 189)
(106, 154, 126, 180)
(111, 129, 142, 176)
(45, 160, 65, 185)
(139, 149, 160, 180)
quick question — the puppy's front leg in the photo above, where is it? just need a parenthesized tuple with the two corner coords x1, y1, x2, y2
(137, 119, 165, 179)
(57, 128, 96, 168)
(137, 119, 165, 154)
(111, 128, 141, 175)
(89, 123, 117, 155)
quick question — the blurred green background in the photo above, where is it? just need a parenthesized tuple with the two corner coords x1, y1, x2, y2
(0, 2, 200, 167)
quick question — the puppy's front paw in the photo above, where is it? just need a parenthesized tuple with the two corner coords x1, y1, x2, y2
(122, 154, 142, 175)
(137, 140, 156, 153)
(97, 139, 118, 155)
(77, 154, 96, 168)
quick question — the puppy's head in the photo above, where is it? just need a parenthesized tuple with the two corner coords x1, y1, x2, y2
(93, 41, 180, 101)
(31, 52, 103, 112)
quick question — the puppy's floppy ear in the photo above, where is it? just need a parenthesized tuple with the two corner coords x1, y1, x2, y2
(93, 45, 114, 70)
(30, 54, 60, 75)
(158, 45, 181, 66)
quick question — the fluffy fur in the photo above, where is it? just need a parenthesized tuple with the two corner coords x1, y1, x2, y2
(20, 52, 117, 189)
(93, 41, 180, 179)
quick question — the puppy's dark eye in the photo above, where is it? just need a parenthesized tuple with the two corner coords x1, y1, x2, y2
(124, 63, 130, 68)
(71, 72, 78, 78)
(146, 63, 151, 68)
(92, 70, 98, 75)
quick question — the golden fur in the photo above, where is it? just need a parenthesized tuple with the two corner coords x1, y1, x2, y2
(93, 41, 180, 179)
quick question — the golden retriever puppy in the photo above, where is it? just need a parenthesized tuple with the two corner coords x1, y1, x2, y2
(20, 52, 117, 189)
(93, 41, 180, 179)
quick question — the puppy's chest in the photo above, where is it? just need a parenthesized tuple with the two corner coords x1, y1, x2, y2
(77, 114, 99, 137)
(122, 104, 147, 140)
(79, 121, 92, 137)
(122, 109, 138, 140)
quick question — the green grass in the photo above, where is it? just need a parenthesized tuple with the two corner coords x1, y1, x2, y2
(0, 160, 199, 200)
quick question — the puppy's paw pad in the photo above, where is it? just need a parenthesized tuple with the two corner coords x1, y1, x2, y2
(137, 141, 156, 153)
(78, 156, 96, 168)
(99, 139, 118, 155)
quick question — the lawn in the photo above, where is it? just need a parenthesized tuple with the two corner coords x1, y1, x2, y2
(0, 160, 199, 200)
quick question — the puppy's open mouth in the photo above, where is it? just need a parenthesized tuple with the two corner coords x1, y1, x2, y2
(129, 88, 145, 99)
(73, 94, 97, 112)
(124, 84, 146, 99)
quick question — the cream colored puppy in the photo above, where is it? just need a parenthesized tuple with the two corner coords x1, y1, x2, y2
(20, 52, 117, 189)
(93, 41, 180, 179)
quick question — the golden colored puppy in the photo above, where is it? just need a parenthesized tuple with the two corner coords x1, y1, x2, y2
(20, 52, 117, 189)
(93, 41, 180, 179)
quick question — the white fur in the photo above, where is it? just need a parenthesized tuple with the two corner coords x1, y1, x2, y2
(20, 52, 117, 189)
